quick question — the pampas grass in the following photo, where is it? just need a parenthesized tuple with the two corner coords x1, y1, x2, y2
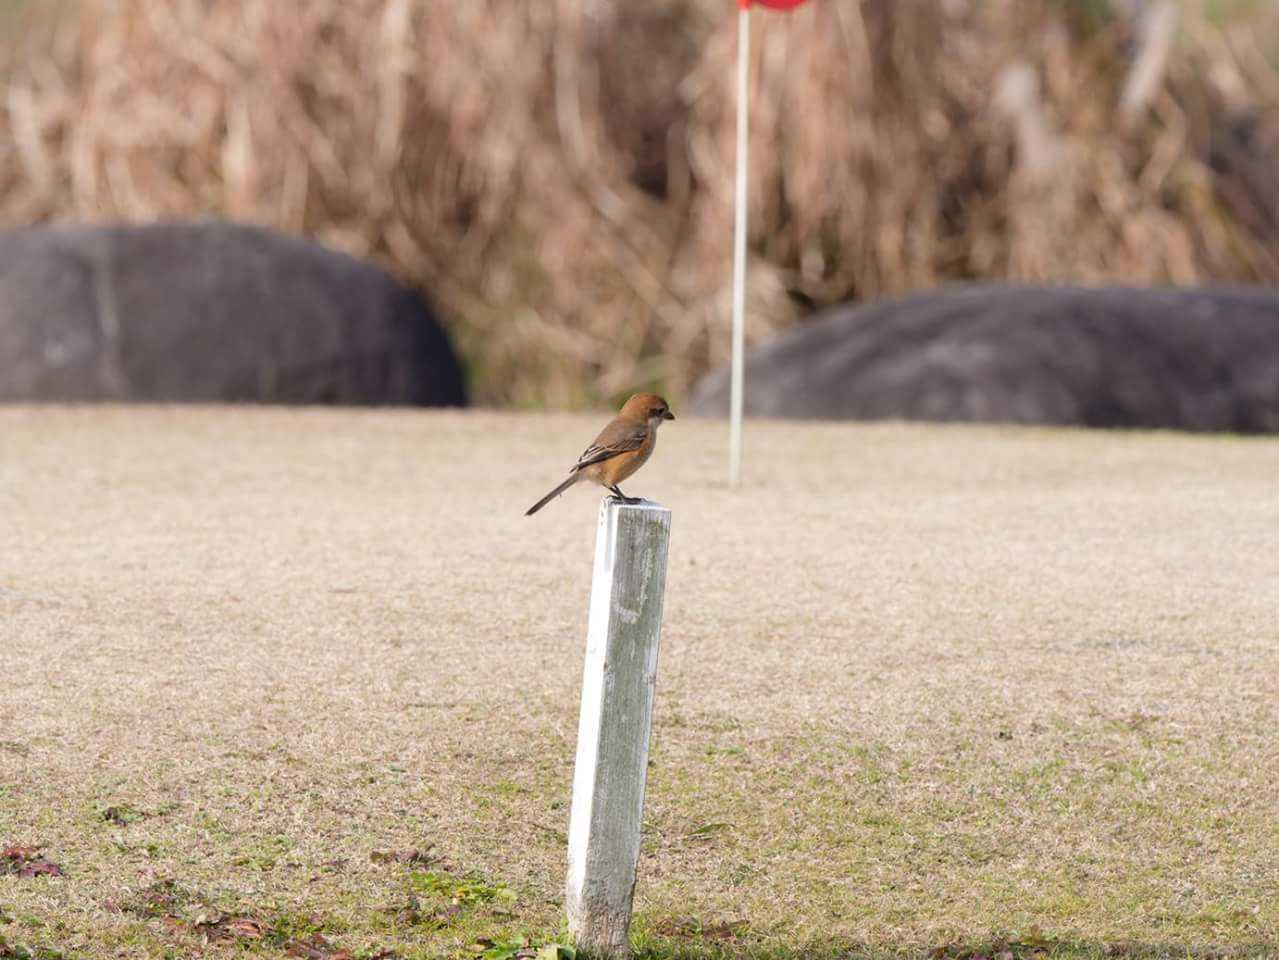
(1, 0, 1276, 405)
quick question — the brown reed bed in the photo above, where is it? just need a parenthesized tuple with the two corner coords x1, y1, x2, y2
(0, 1, 1276, 406)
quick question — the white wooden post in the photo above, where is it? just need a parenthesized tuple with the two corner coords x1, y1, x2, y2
(729, 3, 751, 488)
(566, 498, 672, 959)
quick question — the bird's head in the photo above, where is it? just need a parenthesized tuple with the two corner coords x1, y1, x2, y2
(622, 393, 675, 427)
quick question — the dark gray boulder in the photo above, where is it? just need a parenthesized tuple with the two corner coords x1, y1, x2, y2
(0, 220, 466, 405)
(689, 285, 1279, 432)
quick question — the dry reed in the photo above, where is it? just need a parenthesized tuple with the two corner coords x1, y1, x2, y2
(0, 0, 1277, 406)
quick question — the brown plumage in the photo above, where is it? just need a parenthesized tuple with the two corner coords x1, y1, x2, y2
(525, 393, 675, 516)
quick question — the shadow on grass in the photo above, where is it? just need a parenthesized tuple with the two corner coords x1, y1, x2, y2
(630, 933, 1277, 960)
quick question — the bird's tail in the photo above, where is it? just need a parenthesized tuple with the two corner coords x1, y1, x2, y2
(525, 472, 581, 516)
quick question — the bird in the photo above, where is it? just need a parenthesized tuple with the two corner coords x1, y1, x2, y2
(525, 393, 675, 516)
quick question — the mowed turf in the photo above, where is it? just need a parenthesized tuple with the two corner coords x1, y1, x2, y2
(2, 406, 1278, 960)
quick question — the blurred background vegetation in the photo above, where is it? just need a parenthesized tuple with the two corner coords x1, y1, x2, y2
(0, 0, 1276, 407)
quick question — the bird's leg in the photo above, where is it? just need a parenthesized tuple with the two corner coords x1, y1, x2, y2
(608, 484, 642, 505)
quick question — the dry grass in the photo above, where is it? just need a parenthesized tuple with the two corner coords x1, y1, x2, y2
(1, 2, 1279, 406)
(1, 407, 1278, 959)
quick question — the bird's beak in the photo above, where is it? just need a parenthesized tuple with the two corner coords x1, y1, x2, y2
(663, 411, 675, 421)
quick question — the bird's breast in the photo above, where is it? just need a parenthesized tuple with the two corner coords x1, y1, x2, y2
(596, 431, 655, 485)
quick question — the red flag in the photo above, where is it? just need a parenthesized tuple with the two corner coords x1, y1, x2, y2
(740, 0, 810, 9)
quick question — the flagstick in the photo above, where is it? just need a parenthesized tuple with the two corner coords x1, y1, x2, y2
(729, 2, 750, 488)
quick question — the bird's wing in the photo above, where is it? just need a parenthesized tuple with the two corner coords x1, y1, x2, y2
(572, 419, 648, 472)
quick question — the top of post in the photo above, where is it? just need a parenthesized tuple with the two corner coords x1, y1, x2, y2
(604, 497, 670, 517)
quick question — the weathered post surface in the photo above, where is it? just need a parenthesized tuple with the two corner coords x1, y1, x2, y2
(566, 498, 672, 959)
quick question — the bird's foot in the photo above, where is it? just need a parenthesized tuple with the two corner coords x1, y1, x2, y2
(607, 494, 644, 505)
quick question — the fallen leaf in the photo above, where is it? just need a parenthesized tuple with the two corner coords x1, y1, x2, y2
(701, 920, 748, 941)
(230, 917, 266, 939)
(193, 914, 268, 944)
(2, 845, 64, 878)
(18, 859, 63, 878)
(286, 933, 353, 959)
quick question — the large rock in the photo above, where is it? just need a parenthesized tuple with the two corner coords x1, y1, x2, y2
(689, 285, 1279, 432)
(0, 221, 466, 405)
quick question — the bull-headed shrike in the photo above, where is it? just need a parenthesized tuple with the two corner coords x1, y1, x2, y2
(525, 393, 675, 516)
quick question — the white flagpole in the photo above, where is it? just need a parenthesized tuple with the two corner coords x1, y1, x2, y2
(729, 3, 750, 487)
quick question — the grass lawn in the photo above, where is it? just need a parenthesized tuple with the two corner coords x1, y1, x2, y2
(2, 406, 1277, 960)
